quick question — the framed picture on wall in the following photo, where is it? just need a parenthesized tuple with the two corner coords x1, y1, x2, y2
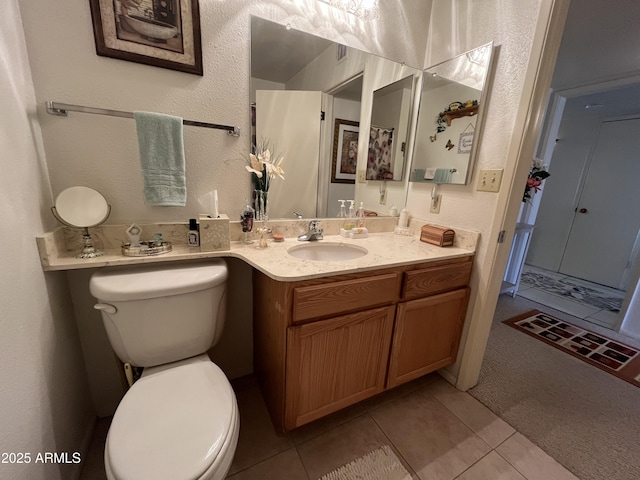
(89, 0, 203, 75)
(331, 119, 359, 184)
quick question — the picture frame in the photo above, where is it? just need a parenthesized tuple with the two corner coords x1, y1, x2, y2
(331, 119, 359, 184)
(89, 0, 203, 76)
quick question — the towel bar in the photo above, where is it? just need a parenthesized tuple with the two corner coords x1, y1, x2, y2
(45, 101, 240, 137)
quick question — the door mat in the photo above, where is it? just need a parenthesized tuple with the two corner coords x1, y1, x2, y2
(504, 310, 640, 388)
(519, 269, 623, 312)
(318, 445, 411, 480)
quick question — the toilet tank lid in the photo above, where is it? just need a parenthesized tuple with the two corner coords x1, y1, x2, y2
(90, 260, 228, 302)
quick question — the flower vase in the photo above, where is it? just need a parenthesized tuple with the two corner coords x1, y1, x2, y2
(254, 189, 269, 248)
(254, 189, 268, 222)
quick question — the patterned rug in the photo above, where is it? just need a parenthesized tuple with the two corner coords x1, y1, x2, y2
(519, 270, 623, 312)
(504, 310, 640, 388)
(319, 445, 411, 480)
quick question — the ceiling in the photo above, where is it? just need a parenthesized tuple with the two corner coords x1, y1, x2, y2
(552, 0, 640, 100)
(251, 17, 334, 84)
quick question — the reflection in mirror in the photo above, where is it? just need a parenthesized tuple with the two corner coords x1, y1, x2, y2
(250, 16, 420, 219)
(409, 43, 493, 185)
(368, 75, 414, 180)
(51, 186, 111, 258)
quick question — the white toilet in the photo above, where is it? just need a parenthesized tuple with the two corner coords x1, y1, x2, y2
(89, 260, 239, 480)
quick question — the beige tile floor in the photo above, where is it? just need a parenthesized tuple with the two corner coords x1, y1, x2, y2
(80, 373, 580, 480)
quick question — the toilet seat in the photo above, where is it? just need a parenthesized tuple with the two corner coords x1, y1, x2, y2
(106, 356, 237, 480)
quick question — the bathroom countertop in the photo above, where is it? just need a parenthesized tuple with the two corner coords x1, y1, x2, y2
(37, 229, 477, 281)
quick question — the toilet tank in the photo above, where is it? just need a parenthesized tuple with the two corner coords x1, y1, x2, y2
(89, 260, 228, 368)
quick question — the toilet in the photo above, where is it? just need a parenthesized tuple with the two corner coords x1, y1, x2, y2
(89, 260, 239, 480)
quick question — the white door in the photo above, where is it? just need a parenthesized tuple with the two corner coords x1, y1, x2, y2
(559, 118, 640, 289)
(256, 90, 323, 219)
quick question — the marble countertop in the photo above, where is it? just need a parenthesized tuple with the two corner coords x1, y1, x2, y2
(37, 229, 477, 281)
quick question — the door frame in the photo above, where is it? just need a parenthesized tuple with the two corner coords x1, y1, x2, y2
(455, 0, 572, 391)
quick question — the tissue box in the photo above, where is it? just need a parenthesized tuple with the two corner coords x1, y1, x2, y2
(420, 224, 455, 247)
(199, 214, 230, 252)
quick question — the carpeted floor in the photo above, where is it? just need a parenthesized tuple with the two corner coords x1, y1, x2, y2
(469, 294, 640, 480)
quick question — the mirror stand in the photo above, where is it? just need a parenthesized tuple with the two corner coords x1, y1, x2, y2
(79, 227, 103, 259)
(51, 186, 111, 259)
(51, 206, 109, 258)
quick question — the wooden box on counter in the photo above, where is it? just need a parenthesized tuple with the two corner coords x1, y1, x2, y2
(420, 224, 455, 247)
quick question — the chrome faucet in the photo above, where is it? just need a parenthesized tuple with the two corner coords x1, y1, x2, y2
(298, 220, 323, 241)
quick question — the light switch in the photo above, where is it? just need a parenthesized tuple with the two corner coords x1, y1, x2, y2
(477, 169, 503, 192)
(357, 170, 366, 183)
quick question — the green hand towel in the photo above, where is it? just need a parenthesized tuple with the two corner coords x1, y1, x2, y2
(134, 111, 186, 206)
(433, 168, 453, 184)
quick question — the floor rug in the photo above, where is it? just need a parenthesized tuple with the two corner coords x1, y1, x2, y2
(318, 445, 411, 480)
(505, 310, 640, 388)
(519, 269, 623, 312)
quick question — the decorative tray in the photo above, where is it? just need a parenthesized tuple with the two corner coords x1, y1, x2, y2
(121, 242, 172, 257)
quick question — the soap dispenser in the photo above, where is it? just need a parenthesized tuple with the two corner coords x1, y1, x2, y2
(347, 200, 356, 226)
(351, 202, 368, 238)
(357, 202, 365, 228)
(337, 199, 347, 219)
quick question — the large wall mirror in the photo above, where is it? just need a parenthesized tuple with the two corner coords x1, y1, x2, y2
(409, 42, 493, 185)
(250, 16, 421, 218)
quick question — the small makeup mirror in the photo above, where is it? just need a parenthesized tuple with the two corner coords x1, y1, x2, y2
(52, 186, 111, 258)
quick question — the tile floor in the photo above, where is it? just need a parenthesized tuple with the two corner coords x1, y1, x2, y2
(516, 265, 625, 330)
(79, 373, 580, 480)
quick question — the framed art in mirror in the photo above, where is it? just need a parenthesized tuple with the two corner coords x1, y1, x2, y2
(331, 119, 359, 184)
(89, 0, 203, 75)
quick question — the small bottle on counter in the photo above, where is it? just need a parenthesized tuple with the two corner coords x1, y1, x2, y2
(398, 208, 409, 228)
(188, 218, 200, 247)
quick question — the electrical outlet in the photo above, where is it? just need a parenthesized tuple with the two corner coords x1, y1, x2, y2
(476, 169, 503, 192)
(357, 170, 366, 183)
(430, 194, 441, 213)
(379, 190, 387, 205)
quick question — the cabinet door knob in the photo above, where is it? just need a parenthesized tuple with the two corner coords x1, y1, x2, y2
(578, 208, 588, 214)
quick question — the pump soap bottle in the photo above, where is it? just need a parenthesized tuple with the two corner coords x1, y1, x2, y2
(351, 202, 368, 238)
(341, 200, 356, 237)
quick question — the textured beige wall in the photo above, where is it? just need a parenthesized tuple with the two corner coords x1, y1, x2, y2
(1, 1, 95, 478)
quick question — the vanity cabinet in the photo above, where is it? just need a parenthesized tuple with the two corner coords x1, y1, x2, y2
(253, 256, 472, 432)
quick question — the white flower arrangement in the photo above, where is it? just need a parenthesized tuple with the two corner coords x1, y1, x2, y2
(245, 139, 285, 192)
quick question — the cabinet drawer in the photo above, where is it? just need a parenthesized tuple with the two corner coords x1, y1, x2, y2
(293, 273, 399, 323)
(402, 261, 471, 299)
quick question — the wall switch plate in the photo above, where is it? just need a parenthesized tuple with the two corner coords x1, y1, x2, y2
(477, 169, 503, 192)
(357, 170, 366, 183)
(430, 194, 441, 213)
(379, 190, 387, 205)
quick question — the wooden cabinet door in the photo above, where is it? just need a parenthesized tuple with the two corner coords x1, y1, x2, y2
(285, 306, 395, 430)
(387, 288, 469, 388)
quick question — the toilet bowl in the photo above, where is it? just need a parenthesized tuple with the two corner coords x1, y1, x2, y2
(104, 355, 239, 480)
(89, 261, 239, 480)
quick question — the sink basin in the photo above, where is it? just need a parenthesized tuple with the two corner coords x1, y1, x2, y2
(287, 242, 368, 261)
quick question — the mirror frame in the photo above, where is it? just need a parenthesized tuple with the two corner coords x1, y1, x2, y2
(409, 42, 494, 185)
